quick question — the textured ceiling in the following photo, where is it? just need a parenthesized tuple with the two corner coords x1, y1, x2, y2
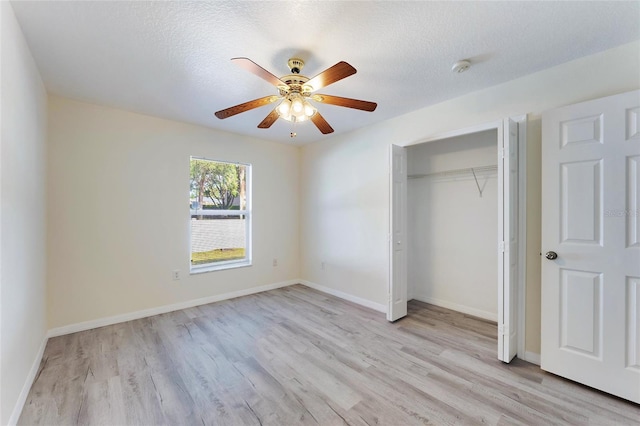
(10, 1, 640, 145)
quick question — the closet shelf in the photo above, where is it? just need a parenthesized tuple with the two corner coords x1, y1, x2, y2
(408, 164, 497, 180)
(408, 164, 498, 198)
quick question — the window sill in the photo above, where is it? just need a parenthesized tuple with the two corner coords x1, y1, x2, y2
(190, 260, 252, 275)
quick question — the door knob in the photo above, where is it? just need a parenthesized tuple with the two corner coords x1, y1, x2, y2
(545, 251, 558, 260)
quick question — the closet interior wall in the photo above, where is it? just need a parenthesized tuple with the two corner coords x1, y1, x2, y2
(407, 129, 499, 321)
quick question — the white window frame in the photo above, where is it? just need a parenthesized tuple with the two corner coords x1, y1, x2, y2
(189, 157, 252, 274)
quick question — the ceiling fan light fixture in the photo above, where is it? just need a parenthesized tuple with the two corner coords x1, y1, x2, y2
(278, 92, 316, 122)
(278, 100, 315, 123)
(282, 113, 309, 123)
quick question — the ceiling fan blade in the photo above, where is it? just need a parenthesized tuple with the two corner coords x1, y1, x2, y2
(231, 57, 287, 88)
(305, 61, 357, 91)
(257, 108, 280, 128)
(214, 96, 279, 119)
(311, 112, 334, 134)
(312, 94, 377, 112)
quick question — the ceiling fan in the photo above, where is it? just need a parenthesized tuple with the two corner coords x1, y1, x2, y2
(214, 57, 377, 135)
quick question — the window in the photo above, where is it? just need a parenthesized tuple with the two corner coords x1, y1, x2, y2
(189, 157, 251, 272)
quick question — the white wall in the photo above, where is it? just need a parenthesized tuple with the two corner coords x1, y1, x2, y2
(0, 3, 48, 424)
(300, 40, 640, 355)
(47, 96, 300, 329)
(407, 130, 498, 320)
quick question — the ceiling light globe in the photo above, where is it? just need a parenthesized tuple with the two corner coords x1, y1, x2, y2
(292, 98, 304, 113)
(304, 102, 315, 117)
(277, 99, 291, 116)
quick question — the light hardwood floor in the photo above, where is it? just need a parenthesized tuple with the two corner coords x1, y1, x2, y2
(19, 284, 639, 425)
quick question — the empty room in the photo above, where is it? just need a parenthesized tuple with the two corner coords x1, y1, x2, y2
(2, 1, 640, 425)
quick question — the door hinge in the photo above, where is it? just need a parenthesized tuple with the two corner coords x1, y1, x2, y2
(498, 241, 505, 252)
(498, 324, 509, 335)
(499, 148, 505, 159)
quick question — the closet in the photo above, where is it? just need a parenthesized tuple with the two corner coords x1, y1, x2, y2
(406, 129, 499, 322)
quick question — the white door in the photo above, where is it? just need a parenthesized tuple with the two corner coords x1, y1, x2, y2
(541, 90, 640, 403)
(389, 144, 408, 321)
(498, 118, 519, 362)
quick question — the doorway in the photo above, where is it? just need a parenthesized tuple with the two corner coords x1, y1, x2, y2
(389, 117, 527, 362)
(407, 129, 499, 321)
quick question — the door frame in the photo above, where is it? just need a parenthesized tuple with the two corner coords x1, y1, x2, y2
(388, 144, 408, 321)
(388, 115, 528, 361)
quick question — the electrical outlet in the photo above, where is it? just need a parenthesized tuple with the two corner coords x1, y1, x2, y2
(272, 258, 278, 267)
(172, 270, 180, 281)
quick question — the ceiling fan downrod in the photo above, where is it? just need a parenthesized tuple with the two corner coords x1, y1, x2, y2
(287, 58, 304, 74)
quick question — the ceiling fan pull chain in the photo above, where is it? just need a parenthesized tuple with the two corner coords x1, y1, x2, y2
(290, 117, 297, 138)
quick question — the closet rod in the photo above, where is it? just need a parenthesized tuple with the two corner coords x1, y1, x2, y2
(407, 164, 498, 179)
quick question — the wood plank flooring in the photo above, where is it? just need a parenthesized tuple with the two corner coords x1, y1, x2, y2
(19, 284, 639, 425)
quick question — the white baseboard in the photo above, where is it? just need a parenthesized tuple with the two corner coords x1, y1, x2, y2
(8, 335, 48, 426)
(47, 279, 298, 338)
(412, 294, 498, 322)
(523, 351, 541, 366)
(299, 280, 387, 313)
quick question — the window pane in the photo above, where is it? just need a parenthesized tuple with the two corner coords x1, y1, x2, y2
(190, 215, 246, 265)
(190, 157, 250, 269)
